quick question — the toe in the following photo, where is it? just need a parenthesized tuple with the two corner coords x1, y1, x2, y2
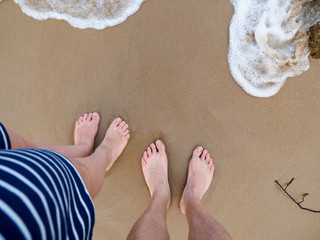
(193, 146, 203, 158)
(209, 163, 215, 173)
(119, 121, 126, 129)
(205, 153, 210, 161)
(201, 149, 208, 161)
(83, 113, 88, 120)
(147, 147, 152, 157)
(122, 124, 129, 131)
(125, 134, 130, 140)
(141, 157, 147, 165)
(79, 116, 84, 123)
(123, 130, 129, 136)
(87, 113, 93, 121)
(143, 151, 148, 160)
(150, 143, 157, 153)
(112, 118, 122, 127)
(92, 112, 100, 123)
(155, 140, 165, 152)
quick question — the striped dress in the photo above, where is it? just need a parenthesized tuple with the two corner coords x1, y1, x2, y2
(0, 123, 95, 240)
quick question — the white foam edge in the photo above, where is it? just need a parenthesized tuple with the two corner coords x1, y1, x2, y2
(228, 12, 285, 98)
(228, 56, 285, 98)
(13, 0, 146, 30)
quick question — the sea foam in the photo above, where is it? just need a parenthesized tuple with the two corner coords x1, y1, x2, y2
(13, 0, 146, 30)
(228, 0, 313, 97)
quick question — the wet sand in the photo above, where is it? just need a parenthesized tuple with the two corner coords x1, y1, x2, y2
(1, 0, 320, 239)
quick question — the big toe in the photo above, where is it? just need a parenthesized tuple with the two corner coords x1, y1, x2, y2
(111, 118, 122, 128)
(193, 146, 203, 158)
(92, 112, 100, 123)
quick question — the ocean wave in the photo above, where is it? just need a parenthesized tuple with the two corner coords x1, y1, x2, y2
(228, 0, 318, 97)
(13, 0, 146, 29)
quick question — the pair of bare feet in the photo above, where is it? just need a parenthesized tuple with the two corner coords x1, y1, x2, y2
(74, 112, 214, 213)
(73, 112, 130, 170)
(141, 140, 214, 214)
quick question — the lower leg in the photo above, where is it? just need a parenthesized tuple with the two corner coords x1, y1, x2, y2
(127, 140, 170, 240)
(7, 113, 100, 159)
(185, 196, 232, 240)
(127, 191, 170, 240)
(180, 147, 232, 240)
(5, 113, 130, 200)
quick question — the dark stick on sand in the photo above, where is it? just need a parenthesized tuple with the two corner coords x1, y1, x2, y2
(275, 178, 320, 213)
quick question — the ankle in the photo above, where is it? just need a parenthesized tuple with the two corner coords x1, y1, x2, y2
(186, 192, 201, 203)
(153, 185, 170, 197)
(99, 140, 115, 159)
(184, 184, 202, 201)
(180, 190, 202, 213)
(76, 142, 93, 154)
(151, 187, 171, 208)
(184, 194, 203, 215)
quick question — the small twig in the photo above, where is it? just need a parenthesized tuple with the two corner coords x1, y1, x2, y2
(285, 177, 295, 191)
(275, 178, 320, 213)
(297, 193, 309, 204)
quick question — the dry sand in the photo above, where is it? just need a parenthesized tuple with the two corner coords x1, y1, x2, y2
(1, 0, 320, 239)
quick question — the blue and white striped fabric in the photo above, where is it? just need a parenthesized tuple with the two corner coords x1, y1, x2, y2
(0, 123, 11, 150)
(0, 123, 95, 240)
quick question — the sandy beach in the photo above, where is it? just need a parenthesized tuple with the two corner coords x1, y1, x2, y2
(1, 0, 320, 239)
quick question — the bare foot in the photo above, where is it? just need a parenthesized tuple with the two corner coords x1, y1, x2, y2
(102, 118, 130, 171)
(180, 146, 214, 214)
(74, 112, 100, 156)
(141, 140, 171, 208)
